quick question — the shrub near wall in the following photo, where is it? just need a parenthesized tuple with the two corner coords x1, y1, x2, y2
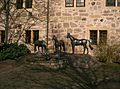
(95, 43, 120, 64)
(0, 43, 30, 60)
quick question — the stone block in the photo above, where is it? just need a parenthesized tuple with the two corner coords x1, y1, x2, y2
(74, 28, 82, 33)
(61, 17, 68, 21)
(90, 15, 101, 18)
(59, 60, 63, 65)
(102, 14, 113, 16)
(56, 12, 61, 16)
(62, 13, 71, 16)
(73, 16, 81, 20)
(73, 12, 78, 16)
(67, 17, 72, 20)
(67, 28, 73, 33)
(70, 22, 77, 27)
(111, 23, 115, 28)
(103, 10, 110, 13)
(63, 23, 69, 28)
(79, 10, 86, 12)
(79, 13, 88, 16)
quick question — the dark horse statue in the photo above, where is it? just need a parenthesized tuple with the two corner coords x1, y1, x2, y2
(34, 40, 49, 55)
(52, 35, 65, 53)
(67, 33, 93, 55)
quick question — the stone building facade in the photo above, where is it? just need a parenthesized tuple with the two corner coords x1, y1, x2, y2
(0, 0, 120, 54)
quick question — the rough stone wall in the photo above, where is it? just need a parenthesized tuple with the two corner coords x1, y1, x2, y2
(47, 0, 120, 54)
(1, 0, 48, 52)
(1, 0, 120, 54)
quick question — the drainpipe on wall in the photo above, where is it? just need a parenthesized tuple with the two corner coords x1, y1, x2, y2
(47, 0, 49, 45)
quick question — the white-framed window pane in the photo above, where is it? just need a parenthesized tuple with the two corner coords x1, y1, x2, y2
(106, 0, 115, 6)
(76, 0, 85, 7)
(65, 0, 74, 7)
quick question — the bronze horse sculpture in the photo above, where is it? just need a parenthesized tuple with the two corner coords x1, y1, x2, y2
(34, 40, 49, 55)
(52, 35, 65, 53)
(67, 33, 93, 55)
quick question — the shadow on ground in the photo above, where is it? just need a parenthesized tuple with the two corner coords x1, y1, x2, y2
(0, 53, 120, 89)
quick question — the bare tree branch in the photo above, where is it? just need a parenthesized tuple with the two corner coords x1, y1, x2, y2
(0, 0, 48, 43)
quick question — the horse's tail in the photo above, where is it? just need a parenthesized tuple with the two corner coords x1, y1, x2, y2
(62, 42, 65, 52)
(87, 39, 94, 50)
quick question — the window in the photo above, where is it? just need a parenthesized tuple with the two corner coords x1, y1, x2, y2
(16, 0, 23, 9)
(65, 0, 74, 7)
(106, 0, 120, 6)
(76, 0, 85, 7)
(33, 30, 39, 43)
(25, 30, 31, 43)
(0, 0, 6, 10)
(117, 0, 120, 6)
(25, 30, 39, 43)
(99, 31, 107, 44)
(0, 31, 5, 43)
(106, 0, 115, 6)
(25, 0, 32, 8)
(90, 30, 108, 45)
(90, 30, 97, 45)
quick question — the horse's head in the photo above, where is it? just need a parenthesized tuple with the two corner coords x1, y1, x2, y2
(52, 35, 56, 40)
(67, 33, 70, 38)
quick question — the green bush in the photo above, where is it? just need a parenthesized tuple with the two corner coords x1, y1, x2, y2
(0, 43, 30, 60)
(95, 43, 120, 63)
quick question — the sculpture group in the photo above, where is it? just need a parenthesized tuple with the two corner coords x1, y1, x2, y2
(34, 33, 93, 55)
(52, 35, 65, 54)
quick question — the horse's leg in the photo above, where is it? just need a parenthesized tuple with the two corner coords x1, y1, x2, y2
(86, 46, 88, 54)
(83, 43, 87, 55)
(60, 45, 62, 53)
(55, 46, 57, 53)
(44, 46, 48, 55)
(34, 45, 36, 53)
(42, 47, 43, 54)
(56, 46, 59, 54)
(83, 46, 85, 55)
(38, 46, 39, 52)
(83, 44, 88, 55)
(72, 44, 75, 54)
(55, 45, 58, 54)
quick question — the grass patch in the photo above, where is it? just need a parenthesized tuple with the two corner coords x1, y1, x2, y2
(105, 63, 120, 69)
